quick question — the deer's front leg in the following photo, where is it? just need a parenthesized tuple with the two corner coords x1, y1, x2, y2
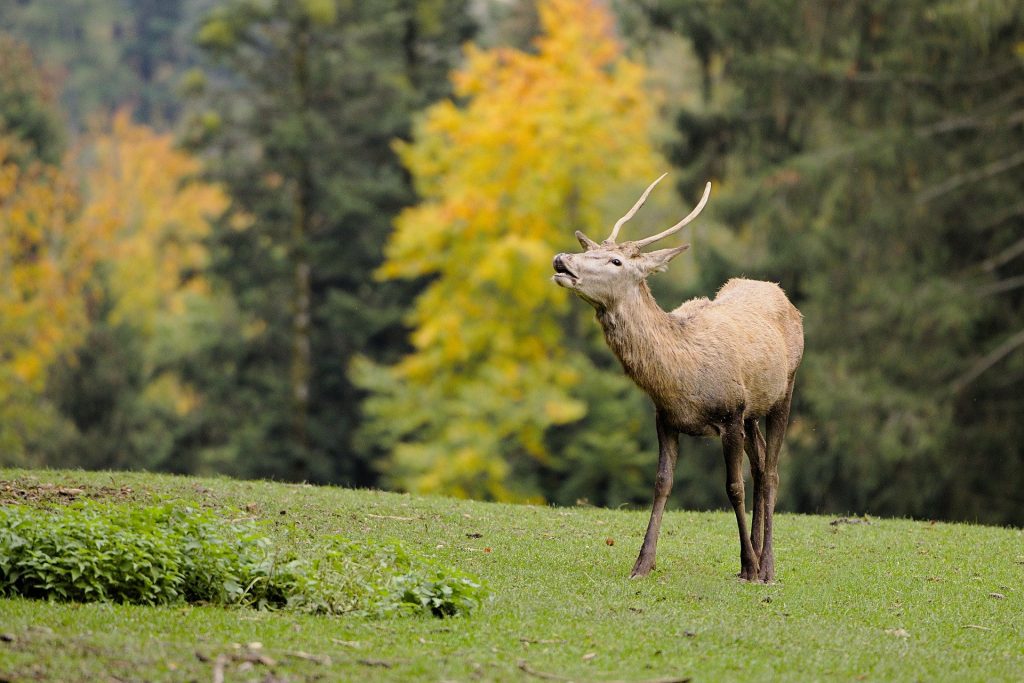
(722, 417, 760, 581)
(631, 413, 679, 578)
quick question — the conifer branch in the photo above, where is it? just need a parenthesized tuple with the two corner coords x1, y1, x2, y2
(915, 149, 1024, 204)
(951, 328, 1024, 395)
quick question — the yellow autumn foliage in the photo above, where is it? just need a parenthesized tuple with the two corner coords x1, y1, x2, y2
(358, 0, 666, 501)
(79, 110, 229, 336)
(0, 113, 229, 460)
(0, 137, 93, 461)
(0, 139, 88, 392)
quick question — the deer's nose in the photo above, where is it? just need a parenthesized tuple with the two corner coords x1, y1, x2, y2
(553, 254, 577, 278)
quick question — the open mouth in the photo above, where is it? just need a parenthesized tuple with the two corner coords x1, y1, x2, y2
(552, 255, 578, 285)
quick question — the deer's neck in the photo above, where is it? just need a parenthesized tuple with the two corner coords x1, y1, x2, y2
(597, 283, 687, 399)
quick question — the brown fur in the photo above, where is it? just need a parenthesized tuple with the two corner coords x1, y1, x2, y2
(552, 183, 803, 583)
(600, 278, 802, 436)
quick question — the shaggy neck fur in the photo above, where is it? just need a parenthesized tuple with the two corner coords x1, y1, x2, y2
(596, 281, 689, 403)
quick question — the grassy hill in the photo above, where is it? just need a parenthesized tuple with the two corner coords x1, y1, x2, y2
(0, 468, 1021, 682)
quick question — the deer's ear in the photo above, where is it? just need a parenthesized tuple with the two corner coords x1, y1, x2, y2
(575, 230, 600, 251)
(640, 244, 690, 273)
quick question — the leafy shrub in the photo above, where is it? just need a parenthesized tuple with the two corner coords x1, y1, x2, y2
(0, 502, 297, 607)
(0, 502, 486, 617)
(293, 538, 488, 617)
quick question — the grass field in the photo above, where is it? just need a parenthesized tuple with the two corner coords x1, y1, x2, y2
(0, 467, 1021, 682)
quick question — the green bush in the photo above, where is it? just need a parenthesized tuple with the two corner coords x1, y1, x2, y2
(0, 502, 293, 607)
(293, 538, 488, 617)
(0, 501, 486, 617)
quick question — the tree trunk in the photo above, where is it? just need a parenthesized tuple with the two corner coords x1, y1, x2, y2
(289, 24, 313, 478)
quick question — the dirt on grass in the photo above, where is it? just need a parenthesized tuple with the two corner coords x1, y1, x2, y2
(0, 480, 141, 506)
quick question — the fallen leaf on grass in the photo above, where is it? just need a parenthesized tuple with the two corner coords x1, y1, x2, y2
(885, 628, 910, 638)
(605, 538, 615, 546)
(582, 652, 597, 662)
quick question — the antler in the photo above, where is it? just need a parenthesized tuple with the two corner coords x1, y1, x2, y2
(606, 173, 667, 243)
(633, 181, 711, 249)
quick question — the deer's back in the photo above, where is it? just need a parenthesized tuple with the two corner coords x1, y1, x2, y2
(670, 278, 803, 421)
(708, 278, 803, 374)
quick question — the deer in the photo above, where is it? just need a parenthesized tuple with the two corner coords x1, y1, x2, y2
(551, 175, 803, 583)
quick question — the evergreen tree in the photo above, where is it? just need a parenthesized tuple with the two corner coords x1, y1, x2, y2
(0, 0, 197, 129)
(646, 0, 1024, 523)
(187, 0, 473, 483)
(0, 35, 64, 165)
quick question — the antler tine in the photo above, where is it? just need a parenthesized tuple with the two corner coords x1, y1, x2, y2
(606, 173, 668, 243)
(633, 181, 711, 249)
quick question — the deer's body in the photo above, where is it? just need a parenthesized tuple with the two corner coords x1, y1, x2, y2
(553, 177, 803, 583)
(600, 278, 802, 437)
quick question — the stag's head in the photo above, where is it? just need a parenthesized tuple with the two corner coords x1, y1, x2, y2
(552, 175, 711, 309)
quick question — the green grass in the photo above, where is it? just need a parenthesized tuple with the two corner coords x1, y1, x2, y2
(0, 468, 1021, 682)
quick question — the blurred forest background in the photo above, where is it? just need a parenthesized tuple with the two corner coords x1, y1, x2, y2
(1, 0, 1022, 525)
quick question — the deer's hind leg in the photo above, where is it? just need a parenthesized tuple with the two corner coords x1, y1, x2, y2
(722, 416, 760, 581)
(758, 377, 796, 583)
(745, 418, 767, 559)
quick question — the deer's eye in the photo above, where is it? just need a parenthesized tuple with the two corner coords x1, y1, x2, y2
(611, 258, 622, 267)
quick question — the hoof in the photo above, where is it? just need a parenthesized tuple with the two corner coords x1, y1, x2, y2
(738, 563, 761, 582)
(630, 561, 655, 579)
(739, 575, 770, 584)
